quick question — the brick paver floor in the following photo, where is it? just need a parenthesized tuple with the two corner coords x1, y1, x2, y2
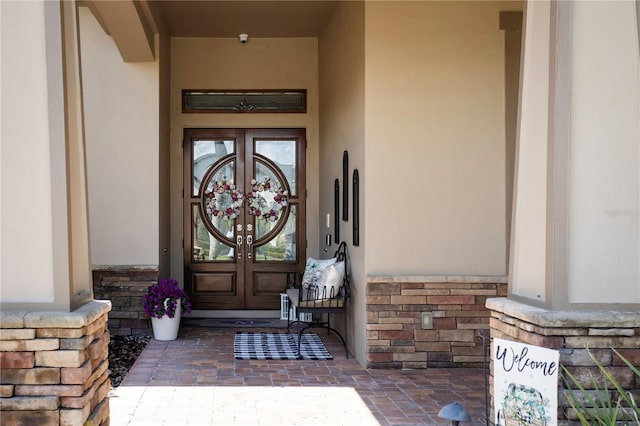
(109, 326, 489, 425)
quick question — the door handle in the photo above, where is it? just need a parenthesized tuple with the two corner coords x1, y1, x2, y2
(236, 235, 243, 259)
(246, 235, 253, 259)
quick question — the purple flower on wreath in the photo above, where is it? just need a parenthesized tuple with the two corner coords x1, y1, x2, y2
(204, 176, 244, 221)
(143, 278, 193, 319)
(248, 176, 288, 222)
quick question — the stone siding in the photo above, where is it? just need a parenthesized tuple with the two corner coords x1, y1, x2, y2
(0, 301, 111, 426)
(366, 276, 508, 369)
(92, 266, 158, 336)
(487, 298, 640, 425)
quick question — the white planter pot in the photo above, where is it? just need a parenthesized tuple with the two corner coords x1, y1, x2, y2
(150, 299, 181, 341)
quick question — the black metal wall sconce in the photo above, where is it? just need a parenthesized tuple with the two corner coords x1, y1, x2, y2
(342, 151, 348, 221)
(353, 169, 359, 246)
(334, 178, 340, 244)
(337, 150, 360, 246)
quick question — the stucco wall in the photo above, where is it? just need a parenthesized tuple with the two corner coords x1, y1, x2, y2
(1, 1, 56, 301)
(2, 1, 93, 309)
(169, 37, 320, 284)
(79, 7, 160, 267)
(567, 1, 640, 304)
(364, 1, 513, 276)
(318, 0, 517, 363)
(319, 1, 366, 363)
(510, 1, 640, 308)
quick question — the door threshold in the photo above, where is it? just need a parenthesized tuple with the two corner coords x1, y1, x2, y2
(190, 310, 280, 319)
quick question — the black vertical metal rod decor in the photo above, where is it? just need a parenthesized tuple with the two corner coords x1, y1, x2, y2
(353, 169, 359, 246)
(342, 151, 349, 221)
(334, 179, 340, 244)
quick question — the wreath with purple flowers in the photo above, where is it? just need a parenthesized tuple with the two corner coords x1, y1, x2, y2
(204, 176, 244, 221)
(247, 177, 288, 222)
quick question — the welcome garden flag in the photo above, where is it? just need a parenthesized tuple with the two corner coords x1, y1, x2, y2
(493, 338, 560, 426)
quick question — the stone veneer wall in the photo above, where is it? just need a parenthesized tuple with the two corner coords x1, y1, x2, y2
(366, 276, 508, 369)
(486, 298, 640, 425)
(0, 301, 111, 426)
(92, 266, 158, 336)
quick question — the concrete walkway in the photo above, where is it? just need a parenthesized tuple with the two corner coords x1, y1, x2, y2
(108, 326, 489, 425)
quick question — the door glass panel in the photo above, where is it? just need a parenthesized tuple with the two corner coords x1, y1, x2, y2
(255, 205, 296, 262)
(253, 161, 287, 240)
(193, 140, 234, 196)
(203, 162, 237, 237)
(192, 205, 234, 262)
(255, 140, 296, 196)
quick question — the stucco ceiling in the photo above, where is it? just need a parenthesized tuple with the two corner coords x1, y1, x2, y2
(156, 1, 338, 38)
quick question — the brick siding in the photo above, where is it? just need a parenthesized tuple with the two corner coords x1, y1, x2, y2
(366, 276, 508, 369)
(92, 267, 158, 336)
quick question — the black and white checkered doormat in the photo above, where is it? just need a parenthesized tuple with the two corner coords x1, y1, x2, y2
(234, 332, 333, 360)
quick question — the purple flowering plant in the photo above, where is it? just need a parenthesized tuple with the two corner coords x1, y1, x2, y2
(143, 278, 192, 319)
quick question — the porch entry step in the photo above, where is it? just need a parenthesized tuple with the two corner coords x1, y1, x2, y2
(189, 310, 280, 319)
(182, 318, 288, 329)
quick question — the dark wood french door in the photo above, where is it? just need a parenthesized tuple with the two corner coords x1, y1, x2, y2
(183, 128, 306, 310)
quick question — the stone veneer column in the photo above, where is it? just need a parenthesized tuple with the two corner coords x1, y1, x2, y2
(0, 301, 111, 426)
(487, 298, 640, 424)
(367, 275, 507, 368)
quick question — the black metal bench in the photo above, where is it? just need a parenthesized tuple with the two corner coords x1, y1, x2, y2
(285, 242, 350, 358)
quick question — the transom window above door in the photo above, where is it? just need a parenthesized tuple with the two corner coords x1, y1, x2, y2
(182, 90, 307, 113)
